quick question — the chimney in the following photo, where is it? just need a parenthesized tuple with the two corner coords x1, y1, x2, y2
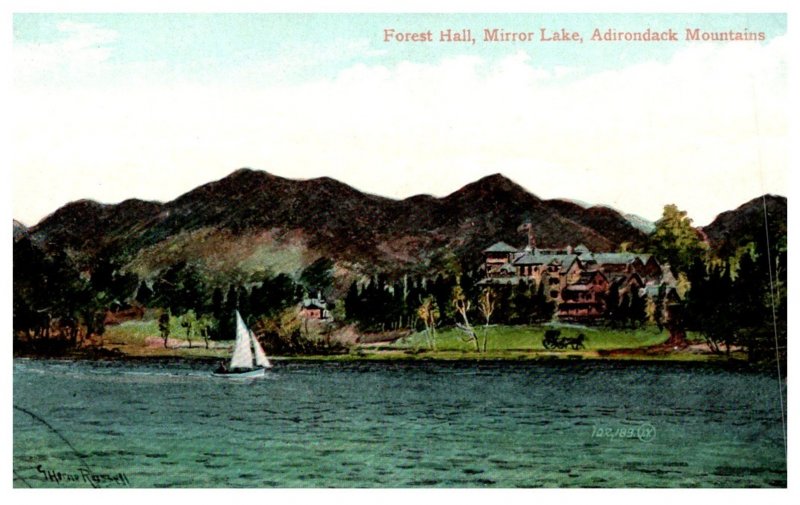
(517, 222, 536, 250)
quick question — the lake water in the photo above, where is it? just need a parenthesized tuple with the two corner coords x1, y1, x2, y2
(13, 358, 786, 488)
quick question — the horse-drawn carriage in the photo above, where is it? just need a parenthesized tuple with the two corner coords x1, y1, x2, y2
(542, 329, 586, 350)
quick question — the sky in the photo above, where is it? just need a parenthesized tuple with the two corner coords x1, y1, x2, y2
(11, 12, 788, 227)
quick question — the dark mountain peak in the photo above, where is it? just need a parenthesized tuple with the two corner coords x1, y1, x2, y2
(33, 199, 105, 229)
(546, 198, 586, 213)
(702, 193, 787, 254)
(478, 172, 511, 182)
(116, 198, 163, 212)
(227, 167, 275, 179)
(13, 220, 28, 242)
(215, 167, 283, 187)
(741, 193, 786, 210)
(223, 167, 282, 187)
(402, 193, 440, 205)
(470, 173, 528, 192)
(56, 198, 105, 211)
(585, 205, 623, 217)
(704, 193, 787, 229)
(173, 168, 283, 205)
(446, 173, 540, 204)
(304, 175, 390, 203)
(543, 199, 648, 249)
(22, 170, 678, 277)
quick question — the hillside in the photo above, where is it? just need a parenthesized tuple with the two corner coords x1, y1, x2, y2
(702, 194, 787, 257)
(22, 169, 656, 283)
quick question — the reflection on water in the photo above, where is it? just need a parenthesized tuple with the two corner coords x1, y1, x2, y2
(13, 358, 786, 487)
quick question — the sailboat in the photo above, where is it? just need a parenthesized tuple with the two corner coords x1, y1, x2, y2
(212, 310, 272, 378)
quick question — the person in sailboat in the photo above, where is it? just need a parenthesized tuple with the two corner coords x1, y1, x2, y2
(215, 361, 228, 374)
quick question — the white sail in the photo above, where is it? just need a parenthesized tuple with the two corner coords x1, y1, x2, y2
(229, 311, 254, 369)
(250, 330, 272, 368)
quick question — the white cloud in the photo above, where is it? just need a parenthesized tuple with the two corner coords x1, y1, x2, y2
(12, 34, 787, 227)
(14, 21, 119, 87)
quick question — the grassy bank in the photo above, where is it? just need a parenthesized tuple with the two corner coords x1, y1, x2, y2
(101, 319, 232, 359)
(385, 324, 670, 352)
(81, 319, 739, 363)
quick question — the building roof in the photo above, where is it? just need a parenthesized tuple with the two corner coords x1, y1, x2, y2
(660, 264, 677, 286)
(302, 299, 327, 310)
(644, 285, 664, 298)
(644, 283, 681, 300)
(564, 284, 590, 291)
(613, 272, 644, 287)
(573, 270, 607, 285)
(512, 252, 542, 265)
(483, 241, 519, 253)
(477, 276, 526, 285)
(498, 263, 516, 273)
(592, 252, 639, 265)
(574, 244, 590, 254)
(512, 252, 579, 272)
(591, 252, 659, 267)
(552, 255, 579, 273)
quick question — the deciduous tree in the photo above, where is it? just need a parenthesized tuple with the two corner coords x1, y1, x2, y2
(648, 204, 708, 276)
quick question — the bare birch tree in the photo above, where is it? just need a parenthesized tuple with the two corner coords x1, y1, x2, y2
(417, 296, 440, 351)
(478, 287, 497, 352)
(452, 286, 480, 352)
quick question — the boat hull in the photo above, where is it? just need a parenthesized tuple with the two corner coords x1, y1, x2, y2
(212, 367, 269, 378)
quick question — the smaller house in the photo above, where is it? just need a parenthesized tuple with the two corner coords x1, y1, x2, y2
(300, 298, 332, 321)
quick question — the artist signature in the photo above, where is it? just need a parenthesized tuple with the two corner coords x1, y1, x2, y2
(36, 464, 131, 487)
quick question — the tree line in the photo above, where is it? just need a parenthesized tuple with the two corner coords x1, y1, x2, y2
(13, 241, 336, 354)
(342, 271, 557, 334)
(13, 201, 786, 368)
(647, 203, 787, 370)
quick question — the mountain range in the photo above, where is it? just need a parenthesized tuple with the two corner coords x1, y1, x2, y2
(17, 169, 787, 285)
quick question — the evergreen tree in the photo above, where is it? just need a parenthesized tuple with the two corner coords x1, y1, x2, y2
(391, 280, 406, 329)
(211, 287, 225, 320)
(212, 284, 239, 340)
(299, 257, 335, 297)
(493, 284, 513, 324)
(617, 292, 632, 327)
(225, 284, 239, 313)
(509, 280, 534, 324)
(344, 281, 361, 323)
(629, 287, 647, 328)
(605, 282, 620, 326)
(152, 261, 207, 315)
(686, 260, 736, 354)
(135, 281, 153, 307)
(532, 281, 555, 323)
(238, 285, 252, 321)
(653, 285, 667, 331)
(158, 311, 170, 348)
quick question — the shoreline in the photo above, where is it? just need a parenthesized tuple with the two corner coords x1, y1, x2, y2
(12, 346, 750, 366)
